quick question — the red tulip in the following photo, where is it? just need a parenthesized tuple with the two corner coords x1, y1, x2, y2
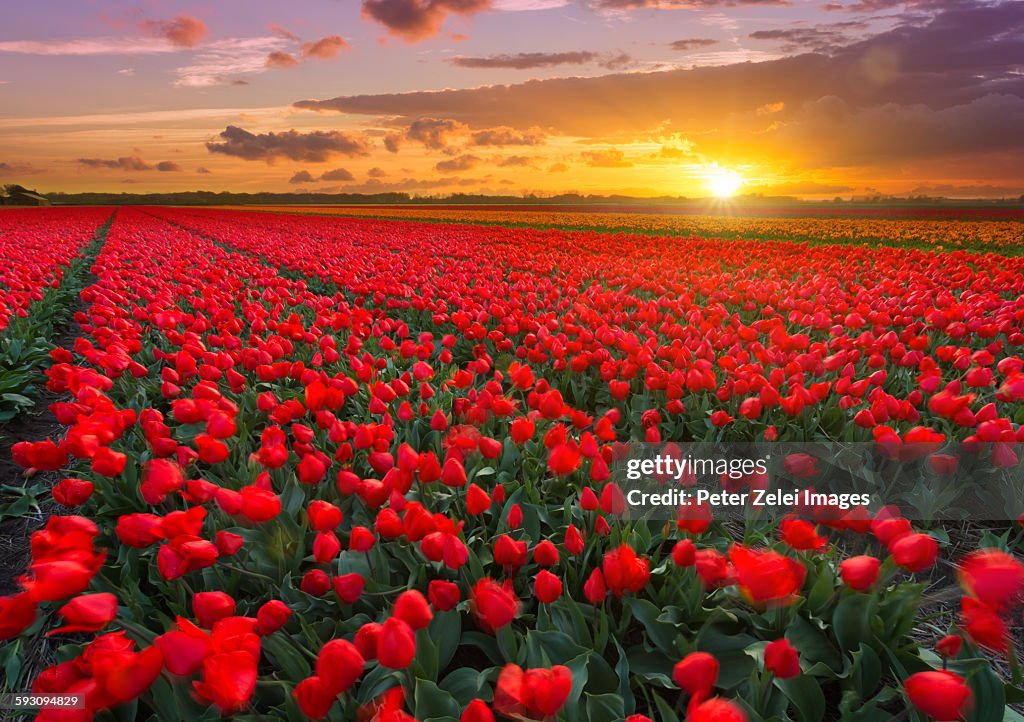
(0, 592, 38, 641)
(315, 638, 365, 695)
(839, 555, 881, 591)
(904, 671, 972, 721)
(764, 638, 800, 679)
(461, 698, 495, 722)
(470, 578, 519, 632)
(256, 599, 291, 635)
(294, 676, 336, 719)
(428, 580, 461, 611)
(49, 593, 117, 635)
(601, 545, 650, 598)
(377, 617, 416, 669)
(534, 570, 563, 604)
(193, 591, 236, 629)
(957, 549, 1024, 611)
(394, 590, 433, 630)
(936, 635, 962, 659)
(333, 573, 365, 604)
(193, 650, 257, 713)
(673, 651, 718, 697)
(891, 533, 939, 573)
(688, 697, 749, 722)
(729, 544, 805, 606)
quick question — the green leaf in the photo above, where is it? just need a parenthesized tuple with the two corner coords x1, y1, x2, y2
(967, 664, 1005, 722)
(652, 691, 681, 722)
(585, 693, 625, 722)
(777, 675, 826, 722)
(832, 593, 874, 653)
(414, 678, 460, 721)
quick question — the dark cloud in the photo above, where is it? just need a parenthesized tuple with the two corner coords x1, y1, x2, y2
(907, 182, 1024, 198)
(290, 170, 316, 184)
(581, 149, 633, 167)
(206, 126, 372, 163)
(140, 14, 208, 47)
(749, 23, 865, 53)
(756, 180, 854, 195)
(451, 50, 634, 70)
(0, 161, 41, 176)
(266, 51, 299, 68)
(470, 127, 545, 146)
(196, 167, 212, 174)
(367, 167, 387, 178)
(383, 132, 403, 153)
(301, 35, 349, 59)
(321, 167, 355, 181)
(406, 118, 468, 149)
(156, 161, 182, 172)
(360, 0, 491, 43)
(451, 51, 598, 69)
(589, 0, 787, 7)
(669, 38, 719, 51)
(295, 0, 1024, 174)
(496, 155, 533, 167)
(77, 155, 152, 171)
(436, 154, 481, 172)
(269, 24, 300, 41)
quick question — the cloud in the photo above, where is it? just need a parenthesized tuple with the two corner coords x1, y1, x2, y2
(173, 37, 295, 87)
(669, 38, 719, 51)
(206, 126, 372, 163)
(266, 50, 299, 68)
(470, 127, 545, 146)
(406, 117, 469, 149)
(748, 25, 861, 53)
(156, 161, 183, 172)
(0, 161, 42, 176)
(383, 133, 403, 152)
(755, 180, 854, 195)
(77, 155, 152, 171)
(0, 38, 180, 56)
(269, 24, 300, 41)
(907, 182, 1024, 198)
(590, 0, 787, 7)
(321, 167, 355, 181)
(451, 51, 599, 69)
(361, 0, 492, 43)
(580, 149, 633, 167)
(451, 50, 635, 70)
(368, 167, 388, 178)
(294, 0, 1024, 175)
(140, 14, 208, 48)
(327, 175, 494, 193)
(436, 154, 482, 172)
(197, 167, 212, 174)
(496, 155, 534, 166)
(290, 170, 317, 184)
(548, 162, 569, 172)
(301, 35, 350, 59)
(493, 0, 571, 8)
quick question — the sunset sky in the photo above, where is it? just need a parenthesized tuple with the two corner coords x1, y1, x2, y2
(1, 0, 1022, 198)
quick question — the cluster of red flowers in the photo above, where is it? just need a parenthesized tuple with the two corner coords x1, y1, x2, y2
(0, 206, 1022, 721)
(0, 208, 109, 332)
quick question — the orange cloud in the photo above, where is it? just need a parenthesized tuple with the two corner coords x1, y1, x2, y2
(140, 15, 208, 48)
(266, 51, 299, 68)
(360, 0, 492, 43)
(301, 35, 350, 59)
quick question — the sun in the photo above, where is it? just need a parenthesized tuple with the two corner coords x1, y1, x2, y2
(707, 168, 744, 198)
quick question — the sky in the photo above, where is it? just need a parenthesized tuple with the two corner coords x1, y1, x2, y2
(0, 0, 1022, 199)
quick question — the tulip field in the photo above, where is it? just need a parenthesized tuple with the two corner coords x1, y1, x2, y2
(2, 205, 1024, 722)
